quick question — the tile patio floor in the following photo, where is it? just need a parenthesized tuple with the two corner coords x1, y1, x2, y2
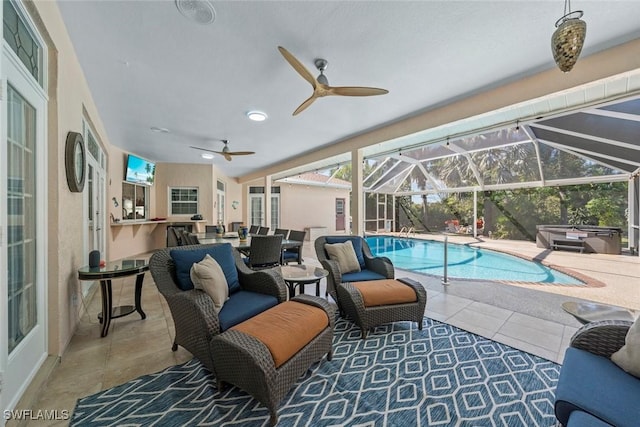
(10, 237, 639, 426)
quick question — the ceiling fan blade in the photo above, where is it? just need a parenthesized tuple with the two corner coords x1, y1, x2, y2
(190, 146, 220, 154)
(293, 95, 318, 116)
(278, 46, 317, 89)
(223, 153, 232, 162)
(328, 86, 389, 97)
(227, 151, 255, 156)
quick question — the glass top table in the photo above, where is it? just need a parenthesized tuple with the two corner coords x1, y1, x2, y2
(194, 233, 302, 250)
(562, 301, 637, 324)
(278, 265, 328, 299)
(78, 258, 149, 337)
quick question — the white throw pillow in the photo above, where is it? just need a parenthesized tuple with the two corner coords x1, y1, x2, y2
(190, 254, 229, 313)
(325, 240, 361, 274)
(611, 315, 640, 378)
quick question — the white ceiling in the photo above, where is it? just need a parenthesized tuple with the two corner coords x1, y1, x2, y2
(57, 1, 640, 179)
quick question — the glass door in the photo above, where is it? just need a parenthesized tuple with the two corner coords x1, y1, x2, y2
(250, 194, 264, 226)
(217, 180, 225, 226)
(84, 122, 106, 283)
(1, 62, 47, 413)
(1, 0, 48, 414)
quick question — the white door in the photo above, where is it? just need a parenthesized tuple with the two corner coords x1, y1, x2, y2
(84, 123, 106, 283)
(250, 193, 264, 226)
(217, 180, 225, 226)
(1, 35, 48, 414)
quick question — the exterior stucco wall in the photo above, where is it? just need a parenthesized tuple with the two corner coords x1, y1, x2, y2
(279, 183, 351, 235)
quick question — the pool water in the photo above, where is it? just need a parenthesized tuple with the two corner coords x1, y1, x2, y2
(366, 236, 584, 285)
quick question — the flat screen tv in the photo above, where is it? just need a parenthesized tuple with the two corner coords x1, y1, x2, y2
(125, 154, 156, 185)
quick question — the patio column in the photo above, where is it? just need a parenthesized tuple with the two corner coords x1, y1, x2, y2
(630, 173, 639, 255)
(352, 149, 364, 235)
(242, 182, 249, 225)
(473, 190, 477, 238)
(264, 175, 271, 228)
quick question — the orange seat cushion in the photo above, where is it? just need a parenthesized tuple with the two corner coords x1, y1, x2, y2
(351, 279, 418, 307)
(231, 301, 329, 368)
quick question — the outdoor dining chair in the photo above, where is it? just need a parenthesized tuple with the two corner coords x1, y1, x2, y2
(249, 225, 260, 234)
(282, 229, 305, 265)
(244, 235, 283, 270)
(167, 227, 182, 247)
(274, 228, 290, 239)
(257, 226, 270, 235)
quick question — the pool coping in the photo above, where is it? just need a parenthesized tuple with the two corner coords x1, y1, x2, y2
(367, 234, 606, 288)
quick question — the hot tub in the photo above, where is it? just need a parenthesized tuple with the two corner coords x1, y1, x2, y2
(536, 225, 622, 254)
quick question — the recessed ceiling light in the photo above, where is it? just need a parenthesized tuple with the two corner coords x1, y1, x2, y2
(175, 0, 216, 25)
(150, 127, 170, 133)
(201, 153, 214, 160)
(247, 111, 268, 122)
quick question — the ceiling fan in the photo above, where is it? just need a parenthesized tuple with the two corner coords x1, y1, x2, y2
(190, 140, 255, 162)
(278, 46, 389, 116)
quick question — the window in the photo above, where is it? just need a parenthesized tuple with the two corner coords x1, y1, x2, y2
(3, 0, 43, 85)
(271, 192, 280, 230)
(122, 182, 148, 221)
(170, 187, 199, 216)
(249, 186, 280, 226)
(217, 180, 225, 225)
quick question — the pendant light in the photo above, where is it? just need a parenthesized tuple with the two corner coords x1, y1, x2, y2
(551, 0, 586, 72)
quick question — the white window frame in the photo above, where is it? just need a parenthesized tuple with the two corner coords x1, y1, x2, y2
(121, 182, 149, 222)
(168, 186, 199, 217)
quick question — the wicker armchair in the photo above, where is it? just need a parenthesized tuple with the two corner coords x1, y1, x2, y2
(314, 235, 394, 303)
(149, 243, 287, 373)
(555, 319, 638, 427)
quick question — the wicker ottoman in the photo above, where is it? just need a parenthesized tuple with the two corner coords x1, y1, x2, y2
(337, 277, 427, 338)
(209, 294, 335, 426)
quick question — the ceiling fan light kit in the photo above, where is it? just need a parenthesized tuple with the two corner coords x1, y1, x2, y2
(551, 0, 586, 72)
(278, 46, 389, 116)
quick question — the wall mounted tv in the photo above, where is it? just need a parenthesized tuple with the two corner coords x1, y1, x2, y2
(125, 154, 156, 185)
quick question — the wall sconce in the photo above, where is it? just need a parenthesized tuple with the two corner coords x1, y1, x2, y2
(231, 200, 239, 210)
(112, 197, 119, 207)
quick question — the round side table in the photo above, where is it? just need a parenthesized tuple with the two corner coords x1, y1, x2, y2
(279, 265, 328, 299)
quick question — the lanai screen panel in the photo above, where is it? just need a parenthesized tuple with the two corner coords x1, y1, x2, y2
(364, 158, 402, 188)
(470, 142, 541, 186)
(423, 155, 477, 189)
(407, 166, 441, 192)
(400, 143, 455, 161)
(372, 164, 413, 193)
(452, 128, 530, 153)
(538, 144, 625, 180)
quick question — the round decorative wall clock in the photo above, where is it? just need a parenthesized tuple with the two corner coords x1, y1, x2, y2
(65, 131, 86, 192)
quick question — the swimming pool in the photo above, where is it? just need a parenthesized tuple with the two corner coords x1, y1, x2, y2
(365, 236, 584, 285)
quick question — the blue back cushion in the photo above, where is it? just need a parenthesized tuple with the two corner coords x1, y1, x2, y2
(218, 291, 278, 331)
(555, 347, 640, 427)
(342, 270, 387, 283)
(170, 244, 240, 293)
(325, 236, 365, 268)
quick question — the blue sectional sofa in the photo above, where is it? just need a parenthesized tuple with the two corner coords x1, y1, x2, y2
(555, 319, 640, 427)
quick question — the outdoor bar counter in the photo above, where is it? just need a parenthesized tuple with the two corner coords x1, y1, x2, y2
(536, 225, 623, 254)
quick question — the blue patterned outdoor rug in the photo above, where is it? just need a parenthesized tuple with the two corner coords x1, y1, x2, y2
(71, 317, 560, 426)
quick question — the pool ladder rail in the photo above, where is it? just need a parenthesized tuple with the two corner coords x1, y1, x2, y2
(399, 227, 416, 238)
